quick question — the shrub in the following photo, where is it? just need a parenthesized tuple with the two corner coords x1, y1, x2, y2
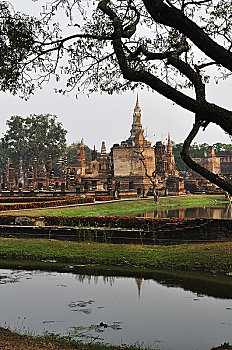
(0, 215, 192, 230)
(0, 197, 94, 211)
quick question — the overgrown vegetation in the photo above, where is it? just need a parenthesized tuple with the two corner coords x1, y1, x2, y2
(0, 326, 150, 350)
(66, 142, 97, 165)
(0, 196, 94, 211)
(0, 238, 231, 274)
(173, 143, 232, 172)
(0, 114, 67, 170)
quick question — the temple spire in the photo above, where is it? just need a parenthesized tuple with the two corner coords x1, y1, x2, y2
(133, 94, 142, 125)
(75, 138, 86, 166)
(101, 141, 107, 157)
(92, 145, 97, 161)
(167, 132, 172, 154)
(79, 138, 85, 161)
(130, 95, 143, 139)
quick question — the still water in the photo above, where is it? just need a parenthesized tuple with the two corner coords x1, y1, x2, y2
(0, 267, 232, 350)
(139, 205, 232, 219)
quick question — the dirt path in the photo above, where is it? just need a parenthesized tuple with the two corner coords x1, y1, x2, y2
(0, 327, 77, 350)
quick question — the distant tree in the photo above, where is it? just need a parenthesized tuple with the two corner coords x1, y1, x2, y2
(188, 143, 210, 158)
(173, 143, 210, 171)
(173, 142, 232, 171)
(172, 143, 190, 172)
(66, 142, 94, 165)
(1, 114, 67, 169)
(213, 143, 232, 155)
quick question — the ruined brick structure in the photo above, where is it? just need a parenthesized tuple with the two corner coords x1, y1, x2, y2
(110, 96, 156, 196)
(219, 150, 232, 180)
(80, 141, 110, 194)
(0, 97, 185, 196)
(191, 146, 221, 178)
(5, 158, 15, 191)
(185, 146, 223, 194)
(155, 134, 178, 180)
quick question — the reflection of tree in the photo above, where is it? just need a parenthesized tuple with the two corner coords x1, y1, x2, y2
(75, 273, 115, 286)
(75, 272, 143, 297)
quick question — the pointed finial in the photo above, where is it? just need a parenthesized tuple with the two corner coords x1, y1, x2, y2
(136, 93, 140, 109)
(101, 141, 107, 155)
(81, 138, 84, 145)
(167, 132, 172, 153)
(92, 145, 97, 161)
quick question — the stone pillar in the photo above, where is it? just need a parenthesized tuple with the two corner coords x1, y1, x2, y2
(27, 165, 34, 191)
(49, 169, 55, 191)
(33, 157, 38, 179)
(46, 155, 52, 173)
(18, 158, 24, 191)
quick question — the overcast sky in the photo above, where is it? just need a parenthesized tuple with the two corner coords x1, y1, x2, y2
(1, 0, 232, 152)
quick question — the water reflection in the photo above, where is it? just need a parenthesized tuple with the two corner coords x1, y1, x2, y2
(139, 204, 232, 219)
(76, 274, 116, 286)
(0, 267, 232, 350)
(73, 267, 232, 300)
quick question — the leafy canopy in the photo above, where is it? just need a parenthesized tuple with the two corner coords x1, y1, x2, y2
(66, 142, 94, 164)
(1, 0, 232, 191)
(173, 143, 232, 171)
(1, 114, 67, 169)
(1, 1, 232, 105)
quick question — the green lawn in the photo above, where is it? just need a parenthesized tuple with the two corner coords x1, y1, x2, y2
(0, 237, 231, 275)
(0, 195, 226, 217)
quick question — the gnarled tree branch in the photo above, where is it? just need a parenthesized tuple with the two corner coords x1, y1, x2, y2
(143, 0, 232, 71)
(181, 121, 232, 194)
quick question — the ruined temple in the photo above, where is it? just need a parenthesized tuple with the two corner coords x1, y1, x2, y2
(0, 96, 186, 196)
(154, 134, 178, 180)
(218, 150, 232, 180)
(110, 95, 156, 196)
(185, 146, 222, 194)
(80, 141, 110, 194)
(191, 146, 221, 178)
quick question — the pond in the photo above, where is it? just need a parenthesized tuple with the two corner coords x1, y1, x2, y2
(1, 266, 232, 350)
(139, 205, 232, 219)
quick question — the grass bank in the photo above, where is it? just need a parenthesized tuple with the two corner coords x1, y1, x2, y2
(0, 195, 226, 217)
(0, 238, 232, 274)
(0, 327, 231, 350)
(0, 327, 147, 350)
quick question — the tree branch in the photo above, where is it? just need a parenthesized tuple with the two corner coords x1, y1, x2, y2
(180, 121, 232, 194)
(34, 33, 112, 47)
(122, 5, 140, 38)
(195, 61, 217, 71)
(98, 1, 232, 134)
(143, 0, 232, 71)
(127, 45, 177, 61)
(183, 0, 212, 7)
(135, 149, 158, 201)
(167, 55, 205, 100)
